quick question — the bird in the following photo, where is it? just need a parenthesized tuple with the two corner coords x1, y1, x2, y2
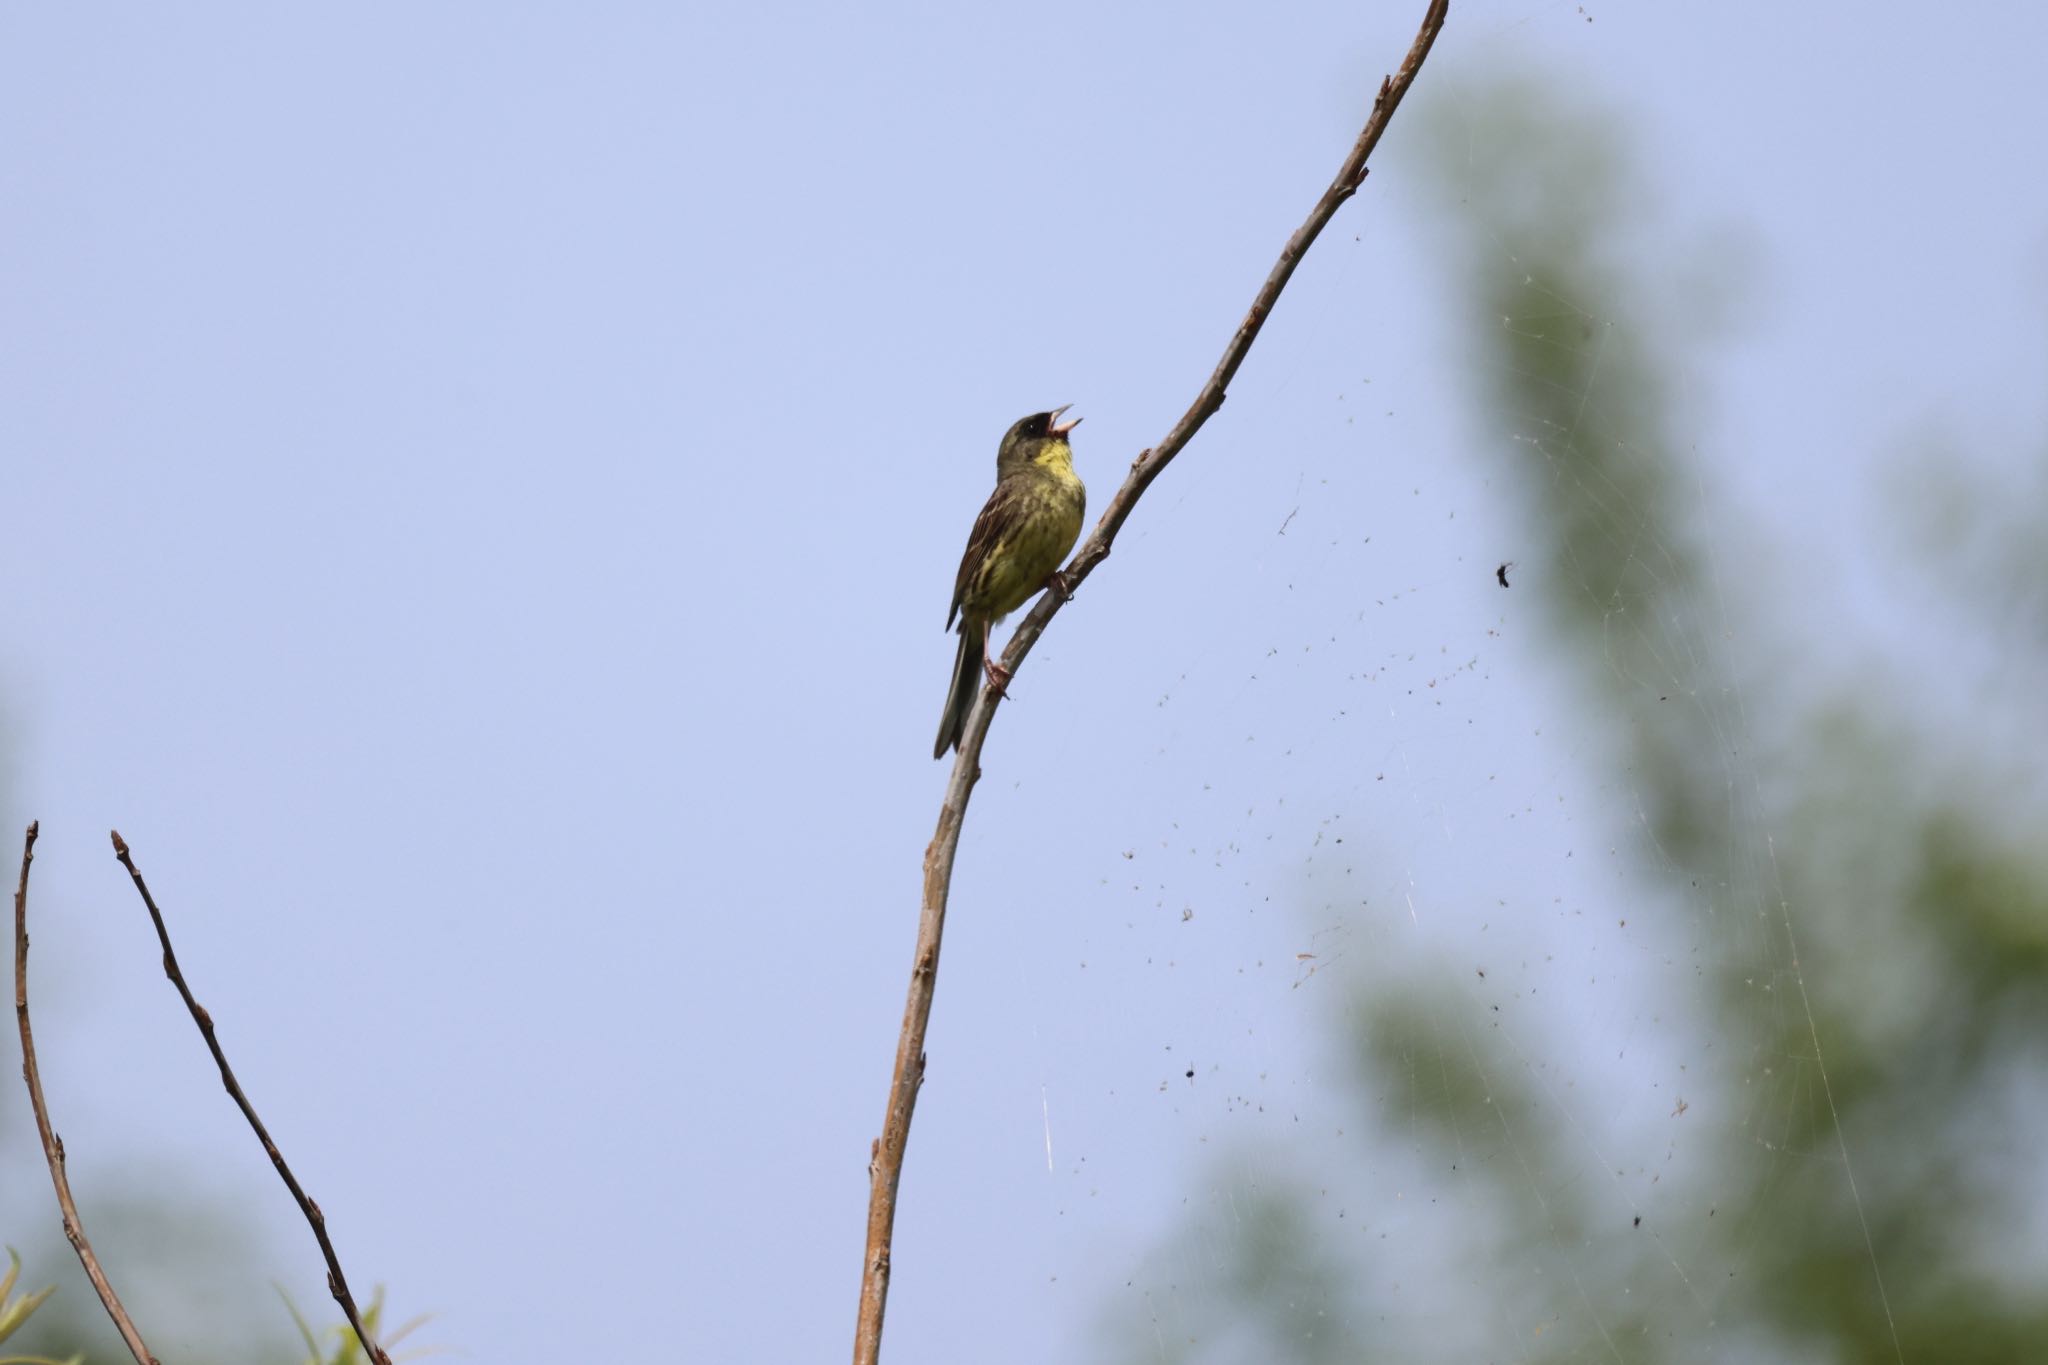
(933, 406, 1087, 758)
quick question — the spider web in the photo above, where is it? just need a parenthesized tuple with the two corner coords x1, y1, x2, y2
(956, 37, 2045, 1365)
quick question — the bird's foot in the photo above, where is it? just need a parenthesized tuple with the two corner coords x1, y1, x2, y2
(1046, 568, 1077, 603)
(982, 656, 1014, 699)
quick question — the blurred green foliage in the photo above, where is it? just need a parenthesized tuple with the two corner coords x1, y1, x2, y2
(0, 1190, 297, 1363)
(1105, 72, 2048, 1363)
(279, 1285, 433, 1365)
(0, 1254, 425, 1365)
(0, 1248, 76, 1365)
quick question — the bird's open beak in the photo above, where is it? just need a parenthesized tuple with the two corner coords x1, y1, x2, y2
(1049, 403, 1082, 436)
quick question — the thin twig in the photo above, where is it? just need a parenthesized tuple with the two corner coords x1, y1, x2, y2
(13, 823, 160, 1365)
(853, 4, 1451, 1360)
(109, 831, 390, 1365)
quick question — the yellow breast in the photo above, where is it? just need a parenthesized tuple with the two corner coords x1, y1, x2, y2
(967, 446, 1086, 622)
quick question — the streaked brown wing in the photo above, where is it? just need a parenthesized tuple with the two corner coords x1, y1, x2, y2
(947, 476, 1029, 629)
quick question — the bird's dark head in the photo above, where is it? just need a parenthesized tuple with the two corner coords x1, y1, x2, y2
(998, 405, 1082, 472)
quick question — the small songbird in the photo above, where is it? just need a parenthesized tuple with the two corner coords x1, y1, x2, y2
(933, 406, 1087, 758)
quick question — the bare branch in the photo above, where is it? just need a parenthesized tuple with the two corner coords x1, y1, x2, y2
(13, 823, 160, 1365)
(853, 3, 1451, 1360)
(109, 831, 390, 1365)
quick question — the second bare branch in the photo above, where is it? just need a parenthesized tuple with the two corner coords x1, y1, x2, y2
(110, 831, 390, 1365)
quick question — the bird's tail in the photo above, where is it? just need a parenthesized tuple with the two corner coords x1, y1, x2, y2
(933, 620, 985, 759)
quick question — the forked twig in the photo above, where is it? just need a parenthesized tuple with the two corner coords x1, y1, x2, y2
(13, 823, 160, 1365)
(109, 831, 390, 1365)
(853, 3, 1452, 1361)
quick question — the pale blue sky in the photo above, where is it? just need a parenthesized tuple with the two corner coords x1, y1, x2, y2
(3, 3, 2044, 1362)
